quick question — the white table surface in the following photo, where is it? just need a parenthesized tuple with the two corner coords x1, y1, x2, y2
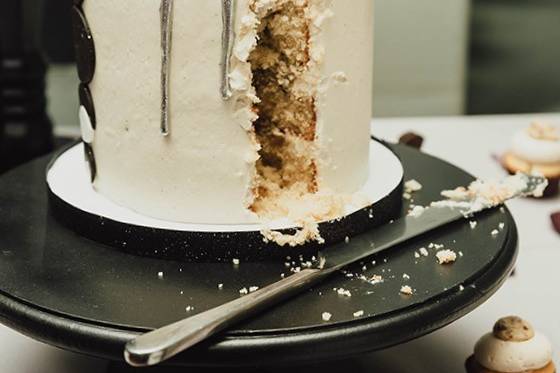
(2, 114, 559, 372)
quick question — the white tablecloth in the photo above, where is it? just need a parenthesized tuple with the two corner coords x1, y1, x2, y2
(2, 114, 559, 372)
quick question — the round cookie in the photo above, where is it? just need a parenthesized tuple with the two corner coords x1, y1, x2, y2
(502, 122, 560, 197)
(492, 316, 535, 342)
(502, 153, 560, 180)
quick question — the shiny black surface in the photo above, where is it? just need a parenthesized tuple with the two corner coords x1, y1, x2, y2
(0, 143, 518, 366)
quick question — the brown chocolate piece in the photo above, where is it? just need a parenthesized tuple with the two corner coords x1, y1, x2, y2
(84, 142, 97, 182)
(79, 83, 96, 130)
(542, 179, 559, 198)
(493, 316, 534, 342)
(551, 211, 560, 235)
(398, 132, 424, 149)
(71, 5, 96, 84)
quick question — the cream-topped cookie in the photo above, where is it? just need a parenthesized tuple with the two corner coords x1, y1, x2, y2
(510, 123, 560, 165)
(503, 122, 560, 193)
(474, 331, 552, 372)
(467, 316, 555, 373)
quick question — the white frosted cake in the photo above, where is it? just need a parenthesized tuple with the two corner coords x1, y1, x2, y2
(73, 0, 374, 244)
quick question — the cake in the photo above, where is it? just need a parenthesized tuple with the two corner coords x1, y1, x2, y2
(502, 122, 560, 197)
(72, 0, 374, 245)
(466, 316, 555, 373)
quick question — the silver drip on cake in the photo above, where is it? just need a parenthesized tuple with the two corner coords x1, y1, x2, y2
(160, 0, 174, 136)
(221, 0, 235, 100)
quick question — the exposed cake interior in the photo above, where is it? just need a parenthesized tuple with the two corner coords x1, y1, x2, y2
(248, 0, 319, 220)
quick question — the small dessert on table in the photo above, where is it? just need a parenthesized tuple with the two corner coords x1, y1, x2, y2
(502, 122, 560, 197)
(466, 316, 555, 373)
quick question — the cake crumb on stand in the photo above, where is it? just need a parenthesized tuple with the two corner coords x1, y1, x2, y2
(353, 310, 365, 318)
(436, 249, 457, 265)
(400, 285, 413, 296)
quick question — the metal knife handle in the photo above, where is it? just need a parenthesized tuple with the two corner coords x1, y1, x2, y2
(124, 267, 330, 367)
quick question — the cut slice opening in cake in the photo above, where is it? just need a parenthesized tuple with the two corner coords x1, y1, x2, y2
(248, 0, 319, 220)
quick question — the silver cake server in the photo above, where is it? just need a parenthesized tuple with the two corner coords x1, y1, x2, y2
(124, 173, 546, 367)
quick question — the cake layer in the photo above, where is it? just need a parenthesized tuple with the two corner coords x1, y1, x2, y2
(79, 0, 374, 224)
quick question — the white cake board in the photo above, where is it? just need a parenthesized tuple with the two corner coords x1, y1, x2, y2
(47, 140, 403, 233)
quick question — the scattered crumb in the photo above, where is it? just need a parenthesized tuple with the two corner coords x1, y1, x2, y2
(249, 286, 259, 293)
(335, 288, 352, 297)
(368, 275, 384, 285)
(436, 249, 457, 265)
(157, 271, 164, 279)
(291, 266, 301, 273)
(491, 229, 500, 236)
(217, 283, 224, 290)
(232, 258, 240, 265)
(459, 251, 464, 257)
(345, 236, 350, 244)
(322, 312, 332, 321)
(185, 306, 194, 312)
(419, 247, 429, 257)
(403, 273, 410, 280)
(459, 285, 465, 291)
(403, 192, 412, 200)
(408, 205, 426, 218)
(414, 252, 420, 258)
(405, 179, 423, 193)
(499, 222, 505, 230)
(400, 285, 413, 295)
(470, 221, 478, 229)
(239, 287, 248, 295)
(353, 310, 365, 318)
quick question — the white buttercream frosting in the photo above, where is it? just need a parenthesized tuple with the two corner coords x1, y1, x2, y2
(430, 172, 548, 214)
(474, 332, 553, 372)
(511, 127, 560, 164)
(84, 0, 373, 227)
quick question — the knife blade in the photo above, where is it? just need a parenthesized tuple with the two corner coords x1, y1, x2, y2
(124, 174, 546, 367)
(319, 206, 466, 272)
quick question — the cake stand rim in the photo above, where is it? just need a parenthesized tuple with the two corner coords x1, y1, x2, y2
(0, 212, 517, 366)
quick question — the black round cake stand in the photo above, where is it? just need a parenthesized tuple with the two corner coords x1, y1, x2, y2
(0, 143, 518, 367)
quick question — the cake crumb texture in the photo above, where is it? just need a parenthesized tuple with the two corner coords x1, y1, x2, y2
(247, 0, 348, 246)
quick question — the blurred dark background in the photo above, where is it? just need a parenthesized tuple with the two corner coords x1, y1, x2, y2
(468, 0, 560, 114)
(1, 0, 560, 172)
